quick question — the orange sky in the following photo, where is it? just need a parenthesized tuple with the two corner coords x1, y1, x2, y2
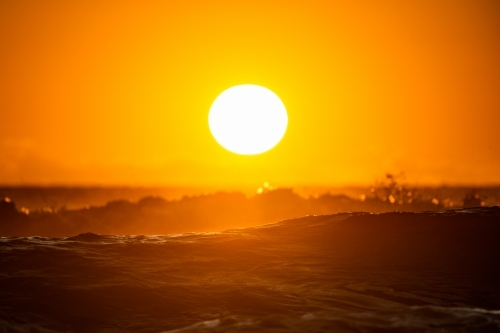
(1, 0, 499, 187)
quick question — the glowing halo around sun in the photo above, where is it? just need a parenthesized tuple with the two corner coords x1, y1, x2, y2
(208, 84, 288, 155)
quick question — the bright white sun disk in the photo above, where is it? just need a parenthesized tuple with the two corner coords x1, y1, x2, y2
(208, 85, 288, 155)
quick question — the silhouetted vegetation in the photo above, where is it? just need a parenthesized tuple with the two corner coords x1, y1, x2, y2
(1, 183, 498, 237)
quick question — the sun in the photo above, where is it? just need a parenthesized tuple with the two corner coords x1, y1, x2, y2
(208, 84, 288, 155)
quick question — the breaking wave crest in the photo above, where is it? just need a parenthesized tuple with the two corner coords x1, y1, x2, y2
(164, 306, 500, 333)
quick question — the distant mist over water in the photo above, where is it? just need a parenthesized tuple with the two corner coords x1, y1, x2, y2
(1, 185, 499, 211)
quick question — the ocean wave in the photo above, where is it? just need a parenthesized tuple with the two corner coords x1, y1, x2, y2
(66, 232, 108, 242)
(164, 306, 500, 333)
(0, 207, 499, 332)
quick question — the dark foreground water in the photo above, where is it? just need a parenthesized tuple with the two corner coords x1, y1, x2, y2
(1, 207, 500, 332)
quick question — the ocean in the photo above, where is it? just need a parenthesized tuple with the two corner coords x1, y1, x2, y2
(1, 207, 500, 332)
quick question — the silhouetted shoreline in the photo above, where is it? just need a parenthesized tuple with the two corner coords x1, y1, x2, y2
(1, 186, 499, 237)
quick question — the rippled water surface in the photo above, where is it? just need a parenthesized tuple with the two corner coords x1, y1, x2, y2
(1, 207, 500, 332)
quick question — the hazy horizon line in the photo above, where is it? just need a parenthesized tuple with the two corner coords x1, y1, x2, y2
(1, 182, 500, 189)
